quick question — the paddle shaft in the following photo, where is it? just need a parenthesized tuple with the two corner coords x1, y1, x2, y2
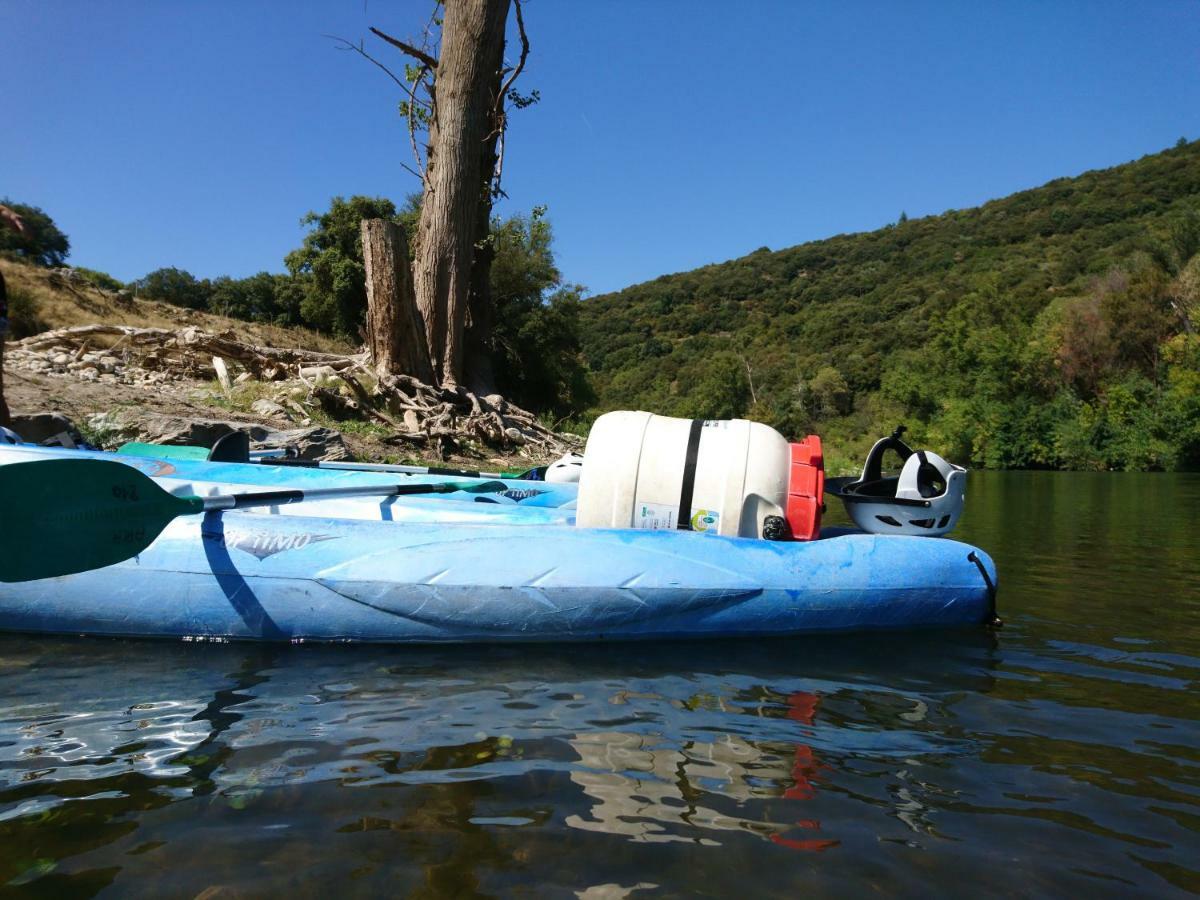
(200, 479, 502, 511)
(119, 442, 519, 478)
(262, 457, 520, 479)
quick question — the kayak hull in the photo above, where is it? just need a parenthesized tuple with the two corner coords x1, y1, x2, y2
(0, 444, 997, 642)
(0, 508, 996, 642)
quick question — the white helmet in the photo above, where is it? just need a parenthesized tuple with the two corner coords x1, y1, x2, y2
(544, 452, 584, 483)
(0, 426, 22, 445)
(826, 428, 967, 537)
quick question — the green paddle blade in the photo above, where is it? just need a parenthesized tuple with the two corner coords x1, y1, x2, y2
(118, 442, 209, 461)
(0, 459, 201, 583)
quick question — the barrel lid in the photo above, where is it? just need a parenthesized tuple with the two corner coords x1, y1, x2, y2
(785, 436, 824, 541)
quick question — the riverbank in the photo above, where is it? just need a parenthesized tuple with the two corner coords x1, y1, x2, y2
(0, 259, 576, 468)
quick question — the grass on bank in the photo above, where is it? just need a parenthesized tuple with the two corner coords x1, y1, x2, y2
(0, 259, 353, 354)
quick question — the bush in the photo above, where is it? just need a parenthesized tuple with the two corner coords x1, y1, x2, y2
(70, 267, 123, 291)
(5, 283, 47, 338)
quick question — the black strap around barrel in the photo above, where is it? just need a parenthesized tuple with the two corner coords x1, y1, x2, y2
(677, 419, 704, 530)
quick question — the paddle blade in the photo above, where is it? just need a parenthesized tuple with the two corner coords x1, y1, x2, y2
(0, 459, 198, 582)
(117, 442, 209, 461)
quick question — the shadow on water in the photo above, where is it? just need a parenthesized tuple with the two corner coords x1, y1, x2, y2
(0, 472, 1197, 896)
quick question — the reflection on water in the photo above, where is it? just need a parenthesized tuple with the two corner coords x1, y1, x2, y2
(566, 690, 829, 848)
(0, 472, 1198, 896)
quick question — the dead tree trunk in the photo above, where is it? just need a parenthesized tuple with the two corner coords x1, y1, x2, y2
(464, 227, 497, 393)
(464, 138, 500, 394)
(361, 218, 434, 382)
(357, 1, 530, 390)
(412, 0, 510, 388)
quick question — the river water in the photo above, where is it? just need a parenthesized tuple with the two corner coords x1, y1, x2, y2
(0, 472, 1197, 897)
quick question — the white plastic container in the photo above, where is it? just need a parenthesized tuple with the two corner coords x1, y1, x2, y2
(576, 411, 793, 538)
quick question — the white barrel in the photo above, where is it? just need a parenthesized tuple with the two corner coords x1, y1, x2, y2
(576, 411, 791, 538)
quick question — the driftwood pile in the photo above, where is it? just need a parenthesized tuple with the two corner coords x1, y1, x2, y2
(14, 324, 579, 456)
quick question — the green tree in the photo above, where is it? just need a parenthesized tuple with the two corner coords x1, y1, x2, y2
(1162, 334, 1200, 466)
(670, 351, 751, 420)
(489, 210, 593, 415)
(0, 200, 70, 267)
(284, 195, 397, 337)
(1149, 207, 1200, 333)
(1099, 265, 1174, 378)
(270, 274, 308, 327)
(808, 366, 852, 418)
(1051, 296, 1115, 398)
(209, 272, 285, 323)
(137, 267, 211, 309)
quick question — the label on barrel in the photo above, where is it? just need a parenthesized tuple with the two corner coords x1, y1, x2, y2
(636, 502, 677, 530)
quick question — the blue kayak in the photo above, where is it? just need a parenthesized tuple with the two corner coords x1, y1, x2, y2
(0, 445, 998, 643)
(0, 444, 580, 525)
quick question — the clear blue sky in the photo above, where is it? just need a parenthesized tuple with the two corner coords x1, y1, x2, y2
(3, 1, 1198, 296)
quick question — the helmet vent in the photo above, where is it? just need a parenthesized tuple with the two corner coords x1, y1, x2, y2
(910, 518, 936, 528)
(875, 515, 902, 527)
(938, 514, 951, 528)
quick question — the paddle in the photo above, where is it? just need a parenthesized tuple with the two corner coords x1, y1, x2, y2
(265, 458, 539, 479)
(116, 441, 533, 479)
(0, 459, 508, 583)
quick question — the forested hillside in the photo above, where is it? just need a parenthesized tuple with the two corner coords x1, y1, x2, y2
(579, 140, 1200, 471)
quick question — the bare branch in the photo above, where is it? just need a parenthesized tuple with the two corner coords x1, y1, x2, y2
(497, 0, 530, 116)
(370, 26, 438, 70)
(421, 3, 442, 46)
(326, 35, 407, 91)
(739, 353, 759, 406)
(329, 34, 430, 180)
(489, 0, 530, 195)
(410, 66, 436, 190)
(493, 129, 507, 200)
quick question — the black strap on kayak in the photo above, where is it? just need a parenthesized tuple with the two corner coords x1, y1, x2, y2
(677, 419, 704, 530)
(209, 431, 250, 463)
(968, 551, 1003, 628)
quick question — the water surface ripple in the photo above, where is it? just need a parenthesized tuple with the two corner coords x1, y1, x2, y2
(0, 472, 1197, 897)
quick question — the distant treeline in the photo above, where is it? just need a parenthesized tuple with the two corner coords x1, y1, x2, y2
(579, 139, 1200, 471)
